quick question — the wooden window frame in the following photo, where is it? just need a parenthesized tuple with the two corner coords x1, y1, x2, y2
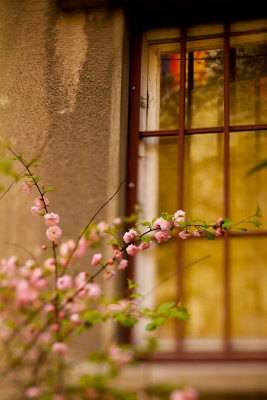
(126, 23, 267, 362)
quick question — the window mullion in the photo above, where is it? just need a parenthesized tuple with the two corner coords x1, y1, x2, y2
(176, 27, 187, 353)
(223, 23, 231, 354)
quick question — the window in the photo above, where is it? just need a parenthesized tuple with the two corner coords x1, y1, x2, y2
(127, 19, 267, 360)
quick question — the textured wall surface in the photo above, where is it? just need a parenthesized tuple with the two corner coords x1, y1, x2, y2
(0, 0, 128, 256)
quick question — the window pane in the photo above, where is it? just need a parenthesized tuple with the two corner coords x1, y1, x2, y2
(184, 133, 224, 218)
(230, 237, 267, 350)
(158, 137, 179, 214)
(230, 33, 267, 125)
(137, 136, 178, 221)
(143, 43, 180, 131)
(230, 131, 267, 229)
(186, 41, 224, 128)
(183, 239, 224, 351)
(160, 53, 180, 130)
(134, 240, 178, 351)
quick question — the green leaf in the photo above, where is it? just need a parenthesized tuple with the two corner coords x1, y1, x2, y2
(222, 218, 233, 229)
(127, 279, 139, 290)
(157, 302, 175, 315)
(146, 317, 165, 331)
(170, 309, 190, 320)
(247, 218, 262, 228)
(137, 221, 152, 229)
(254, 205, 262, 217)
(204, 230, 215, 240)
(44, 186, 56, 193)
(115, 315, 139, 327)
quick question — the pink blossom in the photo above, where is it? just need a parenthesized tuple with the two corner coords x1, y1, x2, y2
(178, 231, 190, 240)
(44, 258, 56, 271)
(56, 275, 72, 290)
(126, 244, 139, 256)
(193, 230, 201, 237)
(97, 221, 109, 236)
(0, 256, 17, 276)
(153, 217, 172, 231)
(118, 259, 128, 270)
(113, 248, 122, 261)
(91, 253, 103, 266)
(52, 342, 68, 355)
(123, 229, 138, 244)
(85, 283, 101, 299)
(30, 205, 41, 216)
(39, 332, 52, 344)
(25, 386, 41, 399)
(103, 270, 115, 280)
(44, 212, 60, 226)
(170, 390, 186, 400)
(43, 303, 55, 313)
(113, 217, 122, 225)
(154, 231, 171, 243)
(183, 387, 199, 400)
(215, 228, 224, 237)
(50, 323, 60, 332)
(59, 239, 76, 257)
(53, 395, 65, 400)
(46, 225, 62, 242)
(108, 344, 133, 367)
(139, 241, 151, 250)
(73, 237, 90, 258)
(75, 272, 88, 288)
(22, 181, 32, 196)
(107, 258, 114, 265)
(173, 210, 186, 227)
(70, 313, 80, 323)
(215, 217, 224, 227)
(34, 196, 49, 208)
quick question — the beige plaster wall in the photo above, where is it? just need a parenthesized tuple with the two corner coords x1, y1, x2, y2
(0, 0, 128, 256)
(0, 0, 129, 370)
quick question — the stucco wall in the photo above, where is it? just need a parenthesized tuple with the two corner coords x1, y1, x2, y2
(0, 0, 128, 255)
(0, 0, 129, 372)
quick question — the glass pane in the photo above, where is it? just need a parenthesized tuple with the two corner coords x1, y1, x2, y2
(186, 42, 224, 128)
(134, 240, 178, 351)
(160, 53, 180, 130)
(230, 131, 267, 229)
(183, 239, 224, 350)
(230, 237, 267, 348)
(184, 133, 224, 219)
(154, 240, 179, 347)
(137, 136, 178, 226)
(230, 34, 267, 125)
(158, 137, 179, 214)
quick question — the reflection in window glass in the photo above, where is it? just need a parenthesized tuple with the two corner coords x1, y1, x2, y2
(186, 49, 224, 128)
(230, 237, 267, 343)
(160, 54, 180, 130)
(184, 133, 223, 218)
(230, 131, 267, 229)
(183, 239, 224, 348)
(230, 42, 267, 125)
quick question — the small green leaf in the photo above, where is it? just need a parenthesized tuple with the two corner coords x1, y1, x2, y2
(204, 230, 215, 240)
(222, 218, 233, 229)
(146, 317, 165, 331)
(255, 205, 262, 217)
(44, 186, 56, 193)
(157, 302, 176, 315)
(127, 279, 139, 290)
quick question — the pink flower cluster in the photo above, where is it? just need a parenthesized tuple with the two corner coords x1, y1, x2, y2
(170, 387, 198, 400)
